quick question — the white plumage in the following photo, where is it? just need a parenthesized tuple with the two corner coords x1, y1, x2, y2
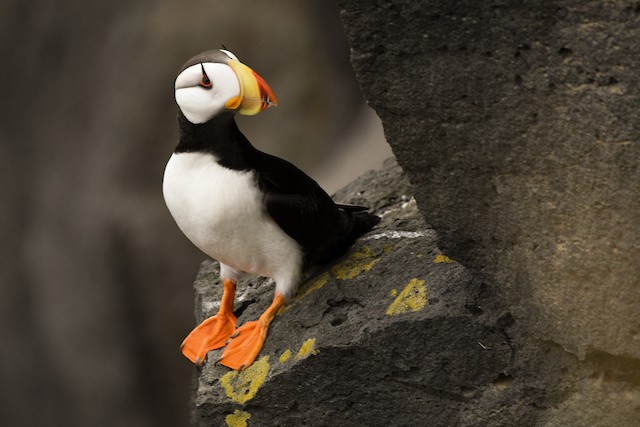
(163, 151, 304, 299)
(174, 63, 240, 124)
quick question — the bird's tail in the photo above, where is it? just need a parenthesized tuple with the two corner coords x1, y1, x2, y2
(335, 203, 380, 240)
(350, 211, 380, 238)
(311, 208, 380, 266)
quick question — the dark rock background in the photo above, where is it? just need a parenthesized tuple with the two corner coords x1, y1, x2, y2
(338, 0, 639, 424)
(0, 1, 390, 426)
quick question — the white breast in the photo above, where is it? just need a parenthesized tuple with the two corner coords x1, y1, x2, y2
(162, 152, 303, 292)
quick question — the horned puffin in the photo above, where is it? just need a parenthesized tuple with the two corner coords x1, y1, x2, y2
(163, 49, 379, 370)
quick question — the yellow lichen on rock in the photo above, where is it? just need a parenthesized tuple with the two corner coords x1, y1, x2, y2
(295, 338, 318, 360)
(219, 356, 270, 404)
(225, 410, 251, 427)
(279, 349, 292, 363)
(433, 254, 455, 263)
(386, 278, 427, 315)
(281, 272, 331, 314)
(331, 246, 381, 279)
(299, 272, 330, 298)
(280, 246, 388, 313)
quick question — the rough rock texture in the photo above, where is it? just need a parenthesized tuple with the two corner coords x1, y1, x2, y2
(190, 160, 639, 426)
(335, 0, 640, 425)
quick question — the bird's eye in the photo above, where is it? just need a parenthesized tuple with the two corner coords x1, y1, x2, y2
(198, 63, 213, 89)
(200, 75, 212, 88)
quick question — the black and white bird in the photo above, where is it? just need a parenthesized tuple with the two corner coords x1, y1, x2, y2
(163, 49, 379, 370)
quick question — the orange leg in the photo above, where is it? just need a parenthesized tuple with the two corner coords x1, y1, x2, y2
(218, 293, 286, 370)
(181, 278, 237, 366)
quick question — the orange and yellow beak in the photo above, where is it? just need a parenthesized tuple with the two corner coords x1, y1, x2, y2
(226, 59, 278, 116)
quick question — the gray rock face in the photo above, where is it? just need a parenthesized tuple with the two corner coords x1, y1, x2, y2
(189, 160, 639, 426)
(338, 0, 640, 361)
(334, 0, 640, 424)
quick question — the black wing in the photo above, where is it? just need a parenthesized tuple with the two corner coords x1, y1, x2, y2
(250, 151, 354, 257)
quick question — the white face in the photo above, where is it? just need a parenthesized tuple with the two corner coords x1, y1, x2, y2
(174, 62, 241, 124)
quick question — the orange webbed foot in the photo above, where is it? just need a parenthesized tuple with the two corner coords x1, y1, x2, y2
(218, 293, 285, 370)
(181, 312, 237, 365)
(218, 320, 268, 370)
(181, 278, 237, 366)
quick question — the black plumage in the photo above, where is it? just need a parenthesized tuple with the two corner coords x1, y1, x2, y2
(175, 111, 379, 267)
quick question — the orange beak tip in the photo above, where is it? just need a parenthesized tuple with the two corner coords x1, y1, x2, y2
(253, 72, 278, 111)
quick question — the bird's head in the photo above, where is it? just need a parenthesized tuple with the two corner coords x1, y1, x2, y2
(174, 49, 278, 124)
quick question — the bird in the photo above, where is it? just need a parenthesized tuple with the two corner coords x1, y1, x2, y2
(163, 48, 380, 370)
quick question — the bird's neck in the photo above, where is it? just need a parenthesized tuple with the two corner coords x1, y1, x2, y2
(175, 111, 254, 170)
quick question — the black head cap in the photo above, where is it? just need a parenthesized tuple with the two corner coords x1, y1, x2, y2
(178, 50, 235, 74)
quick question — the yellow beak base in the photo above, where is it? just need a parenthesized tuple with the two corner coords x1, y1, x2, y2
(227, 60, 278, 116)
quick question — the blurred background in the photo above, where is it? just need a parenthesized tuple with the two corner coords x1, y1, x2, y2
(0, 0, 392, 425)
